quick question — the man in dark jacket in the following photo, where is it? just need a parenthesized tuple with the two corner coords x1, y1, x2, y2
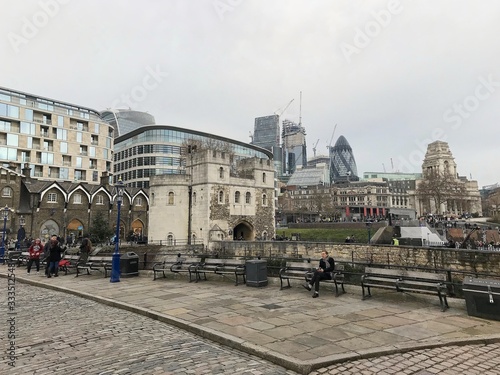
(46, 235, 64, 278)
(303, 251, 335, 298)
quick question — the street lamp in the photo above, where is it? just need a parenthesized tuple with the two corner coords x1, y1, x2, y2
(110, 179, 125, 283)
(366, 221, 372, 244)
(16, 216, 26, 250)
(0, 206, 10, 264)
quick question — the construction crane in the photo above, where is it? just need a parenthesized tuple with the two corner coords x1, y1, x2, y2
(312, 139, 320, 157)
(274, 98, 294, 117)
(326, 124, 338, 153)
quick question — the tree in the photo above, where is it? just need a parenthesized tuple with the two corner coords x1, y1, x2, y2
(416, 170, 467, 215)
(89, 211, 114, 244)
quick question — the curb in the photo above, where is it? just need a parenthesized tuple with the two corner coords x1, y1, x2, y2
(4, 272, 500, 375)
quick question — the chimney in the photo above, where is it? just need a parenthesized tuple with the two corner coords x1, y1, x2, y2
(100, 171, 110, 187)
(22, 163, 32, 177)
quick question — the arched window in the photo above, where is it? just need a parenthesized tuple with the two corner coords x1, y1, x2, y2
(234, 191, 240, 203)
(2, 187, 12, 197)
(262, 173, 266, 183)
(218, 191, 224, 204)
(262, 194, 267, 206)
(193, 192, 197, 204)
(219, 167, 224, 179)
(167, 234, 174, 246)
(245, 192, 251, 204)
(168, 192, 174, 205)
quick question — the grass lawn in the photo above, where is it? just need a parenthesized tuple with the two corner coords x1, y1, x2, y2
(275, 227, 373, 243)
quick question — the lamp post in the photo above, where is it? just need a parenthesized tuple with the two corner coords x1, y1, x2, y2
(17, 215, 26, 250)
(0, 206, 10, 264)
(110, 179, 125, 283)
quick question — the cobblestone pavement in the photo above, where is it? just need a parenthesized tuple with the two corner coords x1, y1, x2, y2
(1, 284, 298, 375)
(4, 273, 500, 374)
(309, 343, 500, 374)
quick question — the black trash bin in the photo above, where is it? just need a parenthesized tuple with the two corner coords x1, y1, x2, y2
(246, 259, 268, 287)
(463, 276, 500, 321)
(120, 252, 139, 277)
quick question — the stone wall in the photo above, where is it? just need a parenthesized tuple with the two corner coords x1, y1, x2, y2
(211, 240, 500, 280)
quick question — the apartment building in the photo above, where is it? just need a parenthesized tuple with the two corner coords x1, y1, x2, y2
(0, 86, 114, 183)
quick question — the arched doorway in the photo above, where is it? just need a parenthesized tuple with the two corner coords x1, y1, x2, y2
(233, 221, 254, 241)
(40, 219, 60, 243)
(67, 219, 84, 244)
(131, 219, 144, 241)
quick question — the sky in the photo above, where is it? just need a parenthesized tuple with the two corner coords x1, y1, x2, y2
(1, 0, 499, 188)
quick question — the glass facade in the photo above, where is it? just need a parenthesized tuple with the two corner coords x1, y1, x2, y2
(329, 135, 359, 183)
(114, 126, 273, 188)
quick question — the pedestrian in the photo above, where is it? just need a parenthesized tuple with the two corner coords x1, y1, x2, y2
(26, 238, 43, 275)
(303, 250, 335, 298)
(79, 237, 92, 263)
(46, 235, 64, 278)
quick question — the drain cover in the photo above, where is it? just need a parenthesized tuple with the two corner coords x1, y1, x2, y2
(261, 303, 283, 310)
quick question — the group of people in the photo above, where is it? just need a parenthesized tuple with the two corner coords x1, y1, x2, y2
(25, 236, 92, 277)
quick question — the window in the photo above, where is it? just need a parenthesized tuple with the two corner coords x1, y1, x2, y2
(47, 192, 57, 203)
(263, 173, 266, 183)
(219, 167, 224, 179)
(73, 193, 82, 204)
(135, 197, 143, 206)
(192, 192, 197, 204)
(76, 132, 82, 143)
(2, 187, 12, 197)
(168, 192, 174, 205)
(262, 194, 267, 206)
(245, 192, 251, 204)
(95, 195, 104, 205)
(218, 191, 224, 204)
(60, 142, 68, 153)
(167, 234, 174, 246)
(234, 191, 240, 203)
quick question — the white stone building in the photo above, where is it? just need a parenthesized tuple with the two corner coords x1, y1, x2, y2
(148, 148, 275, 246)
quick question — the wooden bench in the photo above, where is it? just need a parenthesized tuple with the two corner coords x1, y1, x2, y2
(279, 261, 315, 290)
(170, 257, 203, 282)
(197, 258, 246, 285)
(76, 255, 113, 278)
(306, 264, 347, 297)
(59, 253, 81, 275)
(361, 267, 449, 311)
(152, 255, 182, 281)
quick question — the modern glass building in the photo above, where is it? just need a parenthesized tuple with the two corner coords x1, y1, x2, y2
(114, 125, 273, 188)
(101, 109, 155, 138)
(329, 135, 359, 183)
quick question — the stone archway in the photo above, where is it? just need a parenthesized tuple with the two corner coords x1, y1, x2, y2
(40, 219, 60, 243)
(67, 219, 84, 244)
(233, 221, 254, 241)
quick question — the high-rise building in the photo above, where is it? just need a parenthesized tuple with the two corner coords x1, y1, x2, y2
(282, 119, 307, 175)
(101, 109, 155, 138)
(252, 115, 282, 178)
(0, 86, 113, 183)
(329, 135, 359, 183)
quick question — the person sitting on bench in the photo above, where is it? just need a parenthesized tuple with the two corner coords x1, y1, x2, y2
(303, 251, 335, 298)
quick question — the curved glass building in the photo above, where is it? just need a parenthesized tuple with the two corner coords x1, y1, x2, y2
(329, 135, 359, 183)
(101, 109, 155, 138)
(114, 125, 273, 188)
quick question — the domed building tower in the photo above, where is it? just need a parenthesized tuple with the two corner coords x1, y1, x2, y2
(329, 135, 359, 183)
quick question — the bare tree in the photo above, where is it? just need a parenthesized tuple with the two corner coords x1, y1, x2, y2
(416, 170, 467, 214)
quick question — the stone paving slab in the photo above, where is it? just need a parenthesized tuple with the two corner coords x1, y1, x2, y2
(3, 269, 500, 374)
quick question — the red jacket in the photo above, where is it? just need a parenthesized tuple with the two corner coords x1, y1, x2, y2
(29, 243, 44, 259)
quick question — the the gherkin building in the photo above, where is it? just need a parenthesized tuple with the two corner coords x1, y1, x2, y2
(329, 135, 359, 183)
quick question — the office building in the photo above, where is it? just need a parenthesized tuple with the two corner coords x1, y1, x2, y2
(329, 135, 359, 183)
(101, 109, 155, 138)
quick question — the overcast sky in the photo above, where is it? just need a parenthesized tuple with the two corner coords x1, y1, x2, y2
(1, 0, 499, 188)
